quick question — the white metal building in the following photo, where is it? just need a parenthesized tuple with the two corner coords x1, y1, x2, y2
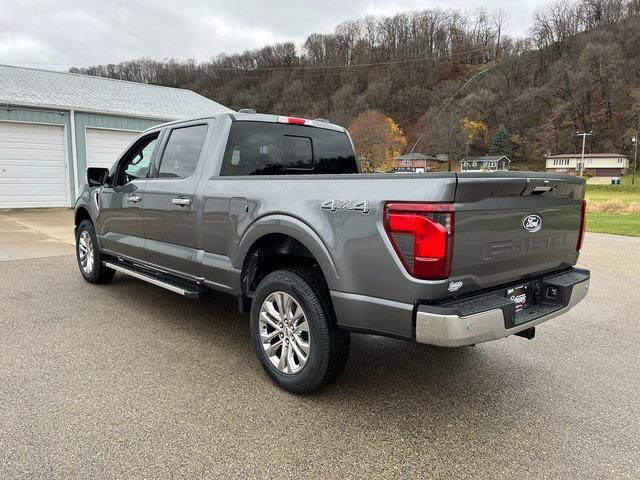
(545, 153, 629, 177)
(0, 64, 232, 209)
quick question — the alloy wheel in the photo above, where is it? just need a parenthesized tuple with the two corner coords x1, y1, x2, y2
(258, 291, 311, 374)
(78, 230, 95, 274)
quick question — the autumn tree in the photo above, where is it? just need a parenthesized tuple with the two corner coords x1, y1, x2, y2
(462, 118, 488, 155)
(349, 110, 407, 172)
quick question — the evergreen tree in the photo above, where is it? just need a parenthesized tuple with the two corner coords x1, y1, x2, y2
(490, 125, 513, 158)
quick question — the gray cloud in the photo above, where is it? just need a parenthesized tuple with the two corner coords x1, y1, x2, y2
(0, 0, 544, 70)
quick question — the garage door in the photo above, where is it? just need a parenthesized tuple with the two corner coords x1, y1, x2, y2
(86, 128, 140, 169)
(0, 122, 68, 209)
(595, 168, 622, 177)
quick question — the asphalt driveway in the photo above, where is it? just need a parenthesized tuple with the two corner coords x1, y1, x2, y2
(0, 226, 638, 478)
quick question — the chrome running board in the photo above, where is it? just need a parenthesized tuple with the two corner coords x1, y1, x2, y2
(104, 261, 208, 299)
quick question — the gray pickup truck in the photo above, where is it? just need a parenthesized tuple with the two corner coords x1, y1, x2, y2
(74, 112, 590, 393)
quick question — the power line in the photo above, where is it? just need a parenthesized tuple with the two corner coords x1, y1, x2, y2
(62, 45, 490, 77)
(211, 57, 452, 80)
(208, 46, 488, 72)
(62, 45, 493, 83)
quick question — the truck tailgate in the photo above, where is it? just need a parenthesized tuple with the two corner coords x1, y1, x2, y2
(452, 173, 585, 293)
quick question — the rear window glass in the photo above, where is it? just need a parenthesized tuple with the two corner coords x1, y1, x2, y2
(220, 122, 358, 176)
(158, 124, 208, 178)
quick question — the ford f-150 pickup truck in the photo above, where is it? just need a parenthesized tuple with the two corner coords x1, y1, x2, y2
(74, 112, 590, 393)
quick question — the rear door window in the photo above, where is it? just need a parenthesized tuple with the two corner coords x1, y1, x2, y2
(157, 124, 208, 179)
(221, 122, 357, 176)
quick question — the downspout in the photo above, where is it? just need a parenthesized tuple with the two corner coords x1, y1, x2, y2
(70, 109, 79, 202)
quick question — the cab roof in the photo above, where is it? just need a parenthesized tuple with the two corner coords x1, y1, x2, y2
(143, 112, 346, 134)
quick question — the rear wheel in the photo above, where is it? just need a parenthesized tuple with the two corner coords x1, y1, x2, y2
(250, 268, 350, 394)
(75, 220, 115, 284)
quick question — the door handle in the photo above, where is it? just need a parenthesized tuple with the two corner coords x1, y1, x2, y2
(172, 197, 192, 207)
(126, 195, 142, 203)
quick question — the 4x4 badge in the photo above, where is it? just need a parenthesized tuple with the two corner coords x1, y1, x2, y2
(321, 199, 371, 215)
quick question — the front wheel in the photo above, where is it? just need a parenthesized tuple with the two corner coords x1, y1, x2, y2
(75, 220, 115, 284)
(250, 268, 350, 394)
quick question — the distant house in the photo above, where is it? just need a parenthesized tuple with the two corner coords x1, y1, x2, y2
(460, 155, 510, 172)
(545, 153, 629, 177)
(394, 152, 438, 173)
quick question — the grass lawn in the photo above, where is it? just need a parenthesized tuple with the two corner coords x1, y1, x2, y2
(586, 183, 640, 206)
(586, 178, 639, 236)
(587, 212, 640, 237)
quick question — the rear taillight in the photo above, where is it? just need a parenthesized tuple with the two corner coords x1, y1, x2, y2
(384, 203, 455, 280)
(577, 200, 587, 251)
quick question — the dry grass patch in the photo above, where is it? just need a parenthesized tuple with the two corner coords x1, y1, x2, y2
(588, 200, 628, 213)
(628, 202, 640, 214)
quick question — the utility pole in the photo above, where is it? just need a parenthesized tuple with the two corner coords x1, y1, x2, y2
(576, 131, 592, 177)
(632, 129, 638, 185)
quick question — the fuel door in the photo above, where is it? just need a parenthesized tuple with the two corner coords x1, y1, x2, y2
(229, 197, 249, 222)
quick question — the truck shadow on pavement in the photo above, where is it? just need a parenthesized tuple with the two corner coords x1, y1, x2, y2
(105, 271, 551, 412)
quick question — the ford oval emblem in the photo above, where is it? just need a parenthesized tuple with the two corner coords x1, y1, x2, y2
(522, 214, 543, 233)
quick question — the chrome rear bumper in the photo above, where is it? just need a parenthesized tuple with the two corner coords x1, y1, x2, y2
(415, 269, 590, 347)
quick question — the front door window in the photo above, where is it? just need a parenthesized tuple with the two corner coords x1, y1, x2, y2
(114, 134, 159, 187)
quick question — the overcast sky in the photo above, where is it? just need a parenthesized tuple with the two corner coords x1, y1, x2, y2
(0, 0, 546, 71)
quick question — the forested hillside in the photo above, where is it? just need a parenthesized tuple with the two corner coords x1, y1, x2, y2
(71, 0, 640, 168)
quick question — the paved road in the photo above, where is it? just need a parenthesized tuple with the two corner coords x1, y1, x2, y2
(0, 233, 638, 479)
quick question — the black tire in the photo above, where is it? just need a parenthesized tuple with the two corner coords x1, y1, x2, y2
(250, 268, 350, 394)
(75, 220, 115, 284)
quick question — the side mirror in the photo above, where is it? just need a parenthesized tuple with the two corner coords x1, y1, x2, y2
(87, 167, 110, 187)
